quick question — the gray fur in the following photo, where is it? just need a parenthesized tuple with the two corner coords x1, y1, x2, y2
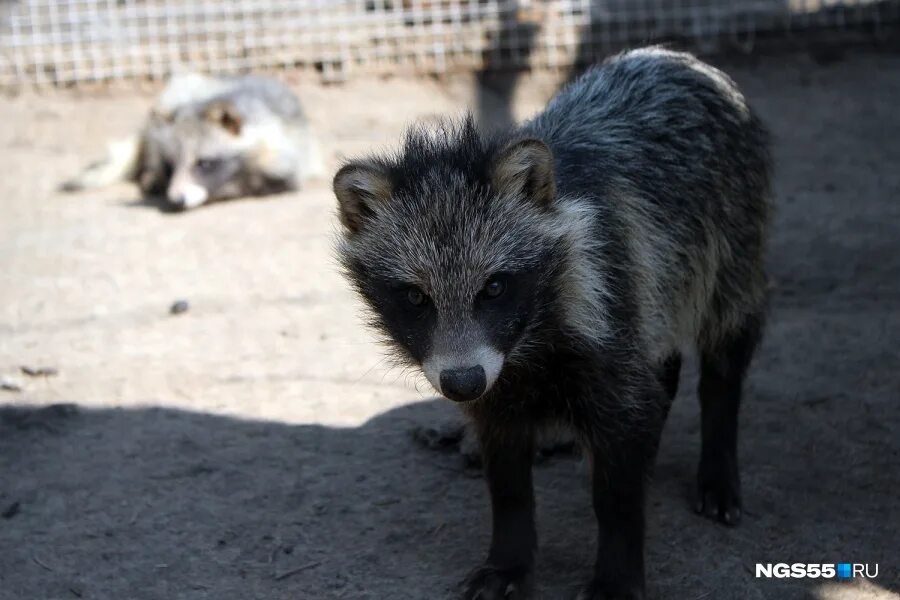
(62, 73, 324, 210)
(527, 46, 770, 361)
(337, 46, 770, 388)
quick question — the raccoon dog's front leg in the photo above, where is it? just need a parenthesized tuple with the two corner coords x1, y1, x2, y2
(464, 423, 536, 600)
(577, 383, 667, 600)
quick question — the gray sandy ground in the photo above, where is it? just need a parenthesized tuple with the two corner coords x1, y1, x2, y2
(1, 50, 898, 599)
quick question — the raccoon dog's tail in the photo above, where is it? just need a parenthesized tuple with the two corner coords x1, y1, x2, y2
(59, 136, 141, 192)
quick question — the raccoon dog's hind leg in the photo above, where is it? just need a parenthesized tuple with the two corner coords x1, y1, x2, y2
(695, 311, 764, 526)
(59, 136, 141, 192)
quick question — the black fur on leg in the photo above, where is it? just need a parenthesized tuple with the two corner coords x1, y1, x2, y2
(695, 313, 764, 526)
(463, 422, 537, 600)
(575, 372, 667, 600)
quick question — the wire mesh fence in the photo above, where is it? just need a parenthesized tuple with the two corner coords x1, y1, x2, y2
(2, 0, 898, 89)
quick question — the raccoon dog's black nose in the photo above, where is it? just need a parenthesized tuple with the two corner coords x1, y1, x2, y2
(440, 366, 486, 402)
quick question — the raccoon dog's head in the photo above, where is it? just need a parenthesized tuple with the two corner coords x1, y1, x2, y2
(335, 118, 564, 403)
(149, 101, 252, 210)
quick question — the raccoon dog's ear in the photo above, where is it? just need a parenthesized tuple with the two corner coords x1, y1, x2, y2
(333, 162, 392, 234)
(204, 102, 243, 136)
(492, 138, 556, 207)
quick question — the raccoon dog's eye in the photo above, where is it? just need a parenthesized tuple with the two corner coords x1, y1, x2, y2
(195, 158, 222, 173)
(406, 287, 428, 307)
(482, 277, 505, 299)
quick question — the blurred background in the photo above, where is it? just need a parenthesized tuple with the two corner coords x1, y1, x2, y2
(1, 2, 899, 599)
(2, 0, 899, 85)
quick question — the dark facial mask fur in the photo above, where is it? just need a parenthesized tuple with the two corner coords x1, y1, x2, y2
(335, 120, 567, 401)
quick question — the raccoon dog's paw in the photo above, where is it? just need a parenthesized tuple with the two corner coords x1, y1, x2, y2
(695, 453, 742, 526)
(534, 424, 578, 463)
(411, 422, 465, 450)
(463, 565, 533, 600)
(410, 422, 483, 468)
(574, 579, 644, 600)
(413, 422, 578, 469)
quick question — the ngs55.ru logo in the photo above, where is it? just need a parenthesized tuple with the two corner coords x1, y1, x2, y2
(756, 563, 879, 579)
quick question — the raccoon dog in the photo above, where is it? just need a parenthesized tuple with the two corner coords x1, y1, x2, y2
(334, 47, 770, 599)
(62, 73, 323, 210)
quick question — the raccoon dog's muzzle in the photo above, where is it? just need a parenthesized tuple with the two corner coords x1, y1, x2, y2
(167, 174, 209, 210)
(422, 345, 504, 403)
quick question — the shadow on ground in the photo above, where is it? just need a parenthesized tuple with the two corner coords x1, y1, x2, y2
(1, 374, 897, 599)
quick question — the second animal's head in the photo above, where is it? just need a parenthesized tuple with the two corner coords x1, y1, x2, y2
(145, 101, 258, 210)
(334, 119, 570, 403)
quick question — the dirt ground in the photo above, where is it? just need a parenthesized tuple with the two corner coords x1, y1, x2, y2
(1, 49, 899, 600)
